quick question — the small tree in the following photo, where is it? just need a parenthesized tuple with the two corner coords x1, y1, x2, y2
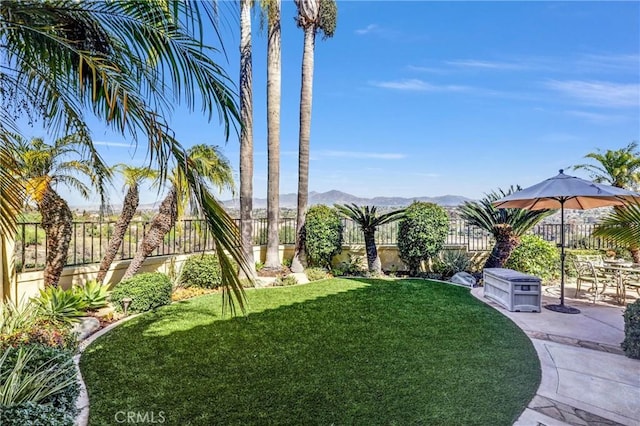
(335, 204, 405, 274)
(304, 205, 343, 269)
(397, 202, 449, 276)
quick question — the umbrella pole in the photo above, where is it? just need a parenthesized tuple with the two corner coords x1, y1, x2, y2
(545, 199, 580, 314)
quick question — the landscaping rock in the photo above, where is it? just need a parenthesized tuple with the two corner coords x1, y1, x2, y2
(290, 272, 310, 285)
(255, 277, 277, 288)
(450, 272, 477, 287)
(73, 317, 101, 341)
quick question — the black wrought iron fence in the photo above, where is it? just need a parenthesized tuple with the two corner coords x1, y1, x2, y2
(14, 218, 614, 272)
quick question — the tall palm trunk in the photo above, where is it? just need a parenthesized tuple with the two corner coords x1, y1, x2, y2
(265, 0, 282, 269)
(122, 188, 177, 280)
(39, 186, 73, 287)
(364, 229, 381, 274)
(484, 225, 520, 269)
(96, 184, 139, 283)
(239, 0, 256, 277)
(291, 25, 316, 273)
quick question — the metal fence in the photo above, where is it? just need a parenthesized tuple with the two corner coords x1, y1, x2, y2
(14, 218, 614, 272)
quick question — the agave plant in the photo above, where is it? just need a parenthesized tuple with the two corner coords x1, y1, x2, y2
(32, 287, 88, 324)
(592, 201, 640, 262)
(73, 280, 110, 310)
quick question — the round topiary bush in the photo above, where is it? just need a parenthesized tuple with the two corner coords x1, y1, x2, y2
(505, 235, 560, 281)
(179, 254, 222, 289)
(622, 299, 640, 359)
(304, 205, 343, 269)
(397, 202, 449, 276)
(110, 272, 172, 313)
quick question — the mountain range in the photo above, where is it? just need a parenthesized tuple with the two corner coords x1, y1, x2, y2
(222, 190, 473, 209)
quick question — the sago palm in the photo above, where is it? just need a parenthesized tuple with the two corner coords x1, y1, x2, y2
(290, 0, 337, 273)
(13, 135, 109, 287)
(573, 142, 640, 261)
(592, 201, 640, 262)
(459, 187, 553, 269)
(335, 204, 405, 274)
(122, 145, 234, 282)
(96, 165, 157, 284)
(1, 1, 249, 310)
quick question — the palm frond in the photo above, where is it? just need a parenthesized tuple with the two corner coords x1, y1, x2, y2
(592, 202, 640, 248)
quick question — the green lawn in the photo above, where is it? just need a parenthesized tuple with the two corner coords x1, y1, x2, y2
(80, 278, 540, 425)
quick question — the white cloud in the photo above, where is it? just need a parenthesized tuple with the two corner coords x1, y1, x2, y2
(355, 24, 379, 35)
(445, 59, 526, 70)
(371, 79, 469, 92)
(545, 80, 640, 108)
(564, 110, 624, 124)
(314, 150, 406, 160)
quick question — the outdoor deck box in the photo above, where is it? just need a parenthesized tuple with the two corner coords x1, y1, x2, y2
(483, 268, 541, 312)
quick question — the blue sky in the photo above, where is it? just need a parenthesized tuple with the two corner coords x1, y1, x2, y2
(23, 1, 640, 207)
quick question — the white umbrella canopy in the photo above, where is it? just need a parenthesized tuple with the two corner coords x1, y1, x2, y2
(492, 169, 640, 314)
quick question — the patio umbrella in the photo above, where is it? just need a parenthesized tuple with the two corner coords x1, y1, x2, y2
(492, 169, 640, 314)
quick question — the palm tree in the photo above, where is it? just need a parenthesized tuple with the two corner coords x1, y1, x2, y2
(573, 142, 640, 261)
(96, 165, 157, 284)
(1, 1, 249, 310)
(335, 204, 405, 275)
(122, 145, 234, 280)
(13, 135, 109, 287)
(239, 0, 256, 278)
(592, 202, 640, 263)
(290, 0, 337, 273)
(459, 187, 553, 269)
(262, 0, 282, 270)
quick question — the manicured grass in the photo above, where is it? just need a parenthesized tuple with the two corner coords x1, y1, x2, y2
(80, 279, 540, 425)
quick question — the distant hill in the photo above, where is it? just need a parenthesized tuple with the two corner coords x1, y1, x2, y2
(222, 190, 473, 209)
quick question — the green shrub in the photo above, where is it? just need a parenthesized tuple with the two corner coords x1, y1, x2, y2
(505, 235, 560, 281)
(433, 250, 472, 278)
(273, 275, 298, 287)
(622, 299, 640, 359)
(0, 402, 75, 426)
(111, 273, 172, 313)
(73, 280, 110, 310)
(31, 288, 88, 325)
(0, 345, 78, 418)
(337, 253, 367, 276)
(305, 268, 328, 282)
(179, 254, 222, 289)
(304, 205, 343, 268)
(397, 202, 449, 276)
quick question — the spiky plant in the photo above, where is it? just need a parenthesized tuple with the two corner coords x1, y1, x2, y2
(459, 186, 554, 269)
(335, 204, 405, 274)
(592, 202, 640, 262)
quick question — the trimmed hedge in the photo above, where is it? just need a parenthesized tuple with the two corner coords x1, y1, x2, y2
(505, 235, 560, 281)
(111, 273, 172, 313)
(304, 205, 343, 269)
(622, 299, 640, 359)
(179, 254, 222, 289)
(398, 202, 449, 276)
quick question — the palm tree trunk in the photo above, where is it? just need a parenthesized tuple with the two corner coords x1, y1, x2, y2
(364, 229, 381, 274)
(239, 0, 256, 277)
(484, 225, 520, 269)
(291, 26, 316, 273)
(630, 247, 640, 263)
(265, 0, 282, 269)
(122, 188, 177, 280)
(96, 184, 139, 283)
(39, 186, 73, 287)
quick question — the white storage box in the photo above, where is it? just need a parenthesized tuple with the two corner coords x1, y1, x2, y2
(483, 268, 541, 312)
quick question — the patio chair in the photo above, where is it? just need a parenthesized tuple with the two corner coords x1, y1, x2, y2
(573, 259, 606, 302)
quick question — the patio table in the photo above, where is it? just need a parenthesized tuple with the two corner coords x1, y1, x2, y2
(595, 263, 640, 304)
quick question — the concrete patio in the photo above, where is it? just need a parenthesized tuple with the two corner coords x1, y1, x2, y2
(471, 282, 639, 426)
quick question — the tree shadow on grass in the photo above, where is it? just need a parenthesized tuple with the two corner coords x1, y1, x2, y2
(81, 278, 540, 426)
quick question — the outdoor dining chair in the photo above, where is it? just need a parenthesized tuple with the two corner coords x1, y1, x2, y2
(573, 259, 610, 302)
